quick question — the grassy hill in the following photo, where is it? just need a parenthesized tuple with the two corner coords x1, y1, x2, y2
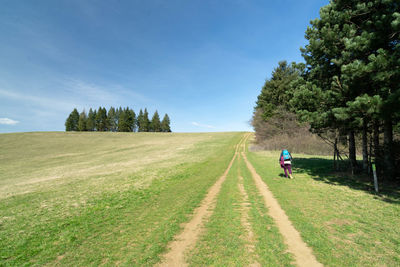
(0, 131, 242, 265)
(1, 132, 399, 266)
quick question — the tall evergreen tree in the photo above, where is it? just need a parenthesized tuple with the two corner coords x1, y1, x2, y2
(108, 107, 118, 132)
(137, 109, 144, 132)
(65, 108, 79, 131)
(161, 114, 171, 132)
(78, 110, 87, 131)
(116, 107, 123, 131)
(96, 107, 108, 131)
(117, 108, 126, 132)
(128, 108, 136, 132)
(292, 1, 361, 171)
(86, 108, 96, 131)
(150, 110, 161, 132)
(254, 61, 304, 141)
(117, 107, 133, 132)
(292, 0, 400, 178)
(256, 61, 304, 119)
(142, 108, 150, 132)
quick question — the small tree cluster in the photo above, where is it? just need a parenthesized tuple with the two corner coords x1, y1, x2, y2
(65, 107, 171, 133)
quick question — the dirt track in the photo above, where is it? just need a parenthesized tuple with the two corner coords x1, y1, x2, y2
(159, 134, 322, 266)
(159, 135, 247, 266)
(242, 151, 322, 267)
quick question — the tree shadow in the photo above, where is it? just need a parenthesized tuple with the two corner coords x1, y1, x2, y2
(292, 157, 400, 205)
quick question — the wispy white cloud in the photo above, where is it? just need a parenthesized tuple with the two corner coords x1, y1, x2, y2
(63, 78, 150, 107)
(0, 89, 73, 112)
(0, 78, 150, 115)
(0, 118, 19, 125)
(191, 121, 215, 129)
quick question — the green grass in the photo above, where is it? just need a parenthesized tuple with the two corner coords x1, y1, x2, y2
(239, 155, 294, 266)
(187, 154, 293, 266)
(188, 157, 250, 266)
(246, 148, 400, 266)
(0, 132, 243, 266)
(2, 131, 398, 266)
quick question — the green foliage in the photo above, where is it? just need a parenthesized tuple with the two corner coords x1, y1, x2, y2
(95, 107, 108, 131)
(252, 61, 305, 146)
(107, 107, 117, 132)
(66, 107, 169, 133)
(252, 0, 400, 179)
(142, 108, 150, 132)
(137, 109, 144, 132)
(161, 114, 171, 132)
(77, 110, 87, 131)
(86, 108, 96, 131)
(117, 107, 131, 132)
(117, 107, 136, 132)
(65, 108, 79, 131)
(255, 61, 303, 120)
(150, 110, 161, 132)
(127, 108, 136, 132)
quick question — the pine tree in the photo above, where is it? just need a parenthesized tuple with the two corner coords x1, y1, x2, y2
(137, 109, 144, 132)
(86, 108, 96, 131)
(96, 107, 108, 131)
(290, 0, 400, 178)
(117, 108, 132, 132)
(116, 107, 123, 131)
(150, 110, 161, 132)
(128, 108, 136, 132)
(142, 108, 150, 132)
(108, 107, 117, 132)
(78, 110, 87, 131)
(161, 114, 171, 132)
(253, 61, 304, 141)
(65, 108, 79, 131)
(292, 1, 361, 171)
(256, 61, 303, 120)
(117, 108, 126, 132)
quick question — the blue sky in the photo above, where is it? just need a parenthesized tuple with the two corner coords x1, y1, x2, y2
(0, 0, 329, 133)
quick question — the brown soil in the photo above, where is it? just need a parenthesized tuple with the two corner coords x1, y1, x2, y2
(158, 135, 247, 266)
(238, 175, 261, 267)
(242, 152, 323, 267)
(159, 133, 322, 267)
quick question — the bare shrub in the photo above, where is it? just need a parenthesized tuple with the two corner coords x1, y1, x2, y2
(251, 108, 331, 155)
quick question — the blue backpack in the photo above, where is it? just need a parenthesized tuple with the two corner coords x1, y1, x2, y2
(282, 150, 290, 160)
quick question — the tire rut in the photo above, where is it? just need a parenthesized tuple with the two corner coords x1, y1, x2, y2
(242, 151, 323, 267)
(158, 135, 247, 266)
(237, 175, 261, 267)
(237, 134, 260, 266)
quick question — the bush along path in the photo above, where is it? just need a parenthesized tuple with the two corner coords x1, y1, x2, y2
(159, 133, 322, 266)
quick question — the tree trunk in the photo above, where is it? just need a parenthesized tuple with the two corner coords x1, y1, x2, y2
(368, 132, 373, 174)
(373, 121, 381, 175)
(383, 117, 394, 180)
(349, 131, 357, 174)
(333, 137, 337, 170)
(362, 120, 368, 172)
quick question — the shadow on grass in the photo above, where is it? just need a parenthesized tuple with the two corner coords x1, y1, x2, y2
(278, 173, 290, 179)
(292, 157, 400, 205)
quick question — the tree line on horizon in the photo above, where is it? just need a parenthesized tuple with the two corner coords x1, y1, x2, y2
(253, 1, 399, 181)
(65, 107, 171, 133)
